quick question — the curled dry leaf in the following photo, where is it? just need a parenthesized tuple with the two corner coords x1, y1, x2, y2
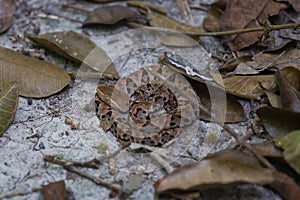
(0, 82, 18, 136)
(155, 150, 274, 194)
(270, 170, 300, 200)
(0, 0, 15, 33)
(274, 130, 300, 175)
(0, 46, 70, 98)
(147, 13, 202, 36)
(223, 74, 276, 100)
(28, 31, 119, 79)
(277, 68, 300, 112)
(257, 106, 300, 137)
(219, 0, 287, 50)
(41, 180, 68, 200)
(83, 5, 139, 26)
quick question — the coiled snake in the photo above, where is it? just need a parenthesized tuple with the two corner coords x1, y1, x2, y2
(95, 63, 200, 147)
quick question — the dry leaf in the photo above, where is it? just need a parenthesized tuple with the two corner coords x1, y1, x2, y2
(28, 31, 119, 79)
(219, 0, 287, 50)
(41, 180, 68, 200)
(0, 82, 18, 136)
(236, 49, 300, 72)
(148, 13, 202, 36)
(156, 31, 199, 47)
(223, 75, 276, 100)
(190, 80, 245, 123)
(219, 55, 252, 73)
(0, 46, 70, 98)
(203, 6, 222, 32)
(269, 169, 300, 200)
(83, 5, 139, 26)
(0, 0, 15, 33)
(155, 150, 274, 194)
(257, 106, 300, 137)
(274, 130, 300, 175)
(253, 140, 283, 158)
(277, 68, 300, 112)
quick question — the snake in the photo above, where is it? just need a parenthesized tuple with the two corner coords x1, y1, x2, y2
(95, 63, 200, 147)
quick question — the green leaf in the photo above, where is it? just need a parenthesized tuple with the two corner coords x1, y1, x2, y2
(0, 82, 18, 136)
(274, 130, 300, 175)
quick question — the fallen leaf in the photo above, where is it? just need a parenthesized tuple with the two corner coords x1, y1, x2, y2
(28, 31, 119, 79)
(269, 167, 300, 200)
(236, 49, 300, 72)
(148, 13, 203, 36)
(277, 68, 300, 112)
(274, 130, 300, 175)
(223, 75, 276, 100)
(203, 6, 222, 32)
(0, 82, 18, 136)
(155, 150, 274, 194)
(0, 46, 70, 98)
(278, 0, 300, 12)
(281, 66, 300, 91)
(257, 106, 300, 137)
(156, 31, 199, 47)
(41, 180, 68, 200)
(190, 80, 245, 123)
(0, 0, 15, 33)
(83, 5, 139, 26)
(219, 55, 253, 73)
(252, 140, 283, 158)
(219, 0, 287, 50)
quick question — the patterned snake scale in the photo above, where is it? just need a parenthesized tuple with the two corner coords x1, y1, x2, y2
(95, 64, 199, 147)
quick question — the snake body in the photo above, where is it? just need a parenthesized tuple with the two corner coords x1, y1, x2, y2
(95, 64, 199, 146)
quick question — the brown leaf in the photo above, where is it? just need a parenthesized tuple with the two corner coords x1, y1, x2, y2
(219, 0, 287, 50)
(0, 46, 70, 98)
(203, 6, 222, 32)
(0, 82, 18, 136)
(28, 31, 119, 79)
(257, 106, 300, 137)
(0, 0, 15, 33)
(156, 31, 199, 47)
(148, 13, 202, 36)
(219, 55, 252, 73)
(277, 68, 300, 112)
(223, 74, 277, 100)
(190, 81, 245, 123)
(278, 0, 300, 12)
(41, 180, 68, 200)
(235, 49, 300, 73)
(83, 5, 139, 26)
(155, 150, 274, 194)
(269, 170, 300, 200)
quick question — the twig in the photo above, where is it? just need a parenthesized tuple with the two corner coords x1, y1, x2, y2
(199, 23, 300, 37)
(61, 3, 90, 13)
(43, 155, 126, 193)
(0, 188, 40, 200)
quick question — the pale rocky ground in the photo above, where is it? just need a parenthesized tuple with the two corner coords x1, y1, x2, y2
(0, 0, 281, 199)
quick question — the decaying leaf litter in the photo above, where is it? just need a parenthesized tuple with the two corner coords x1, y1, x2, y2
(0, 0, 300, 199)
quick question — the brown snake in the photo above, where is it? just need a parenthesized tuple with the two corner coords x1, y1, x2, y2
(95, 63, 199, 147)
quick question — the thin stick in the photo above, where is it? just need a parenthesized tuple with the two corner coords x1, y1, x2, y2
(0, 188, 40, 200)
(61, 3, 90, 13)
(43, 155, 125, 193)
(199, 23, 300, 37)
